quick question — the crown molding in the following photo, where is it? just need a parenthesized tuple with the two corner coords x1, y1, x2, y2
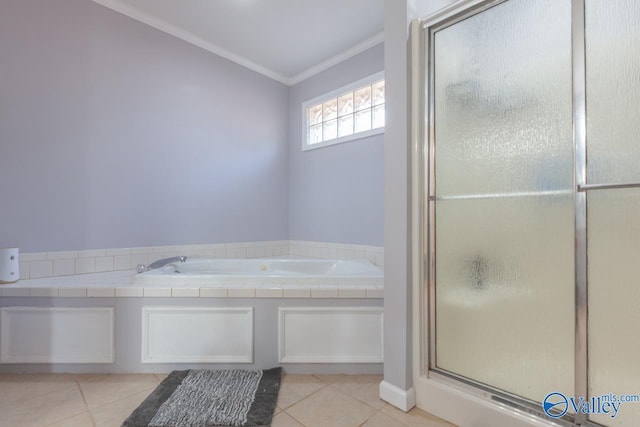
(92, 0, 383, 87)
(288, 32, 385, 86)
(91, 0, 290, 85)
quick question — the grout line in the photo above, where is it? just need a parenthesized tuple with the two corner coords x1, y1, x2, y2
(358, 404, 398, 427)
(79, 375, 159, 411)
(276, 380, 329, 415)
(308, 377, 393, 426)
(43, 411, 95, 427)
(310, 373, 326, 383)
(74, 375, 92, 415)
(309, 375, 387, 411)
(87, 384, 158, 419)
(285, 384, 385, 427)
(16, 379, 88, 426)
(344, 389, 387, 412)
(282, 409, 308, 427)
(38, 379, 92, 427)
(279, 381, 329, 410)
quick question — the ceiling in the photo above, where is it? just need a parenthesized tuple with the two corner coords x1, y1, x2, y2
(92, 0, 385, 85)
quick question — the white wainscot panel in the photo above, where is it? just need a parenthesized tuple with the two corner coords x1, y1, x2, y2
(142, 307, 253, 364)
(278, 307, 384, 363)
(0, 307, 114, 364)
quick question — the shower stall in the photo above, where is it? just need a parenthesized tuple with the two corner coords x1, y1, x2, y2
(413, 0, 640, 426)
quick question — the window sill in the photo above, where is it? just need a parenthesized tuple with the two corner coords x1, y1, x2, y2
(302, 127, 384, 152)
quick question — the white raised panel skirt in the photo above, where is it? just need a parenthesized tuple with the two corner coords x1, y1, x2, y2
(0, 258, 383, 373)
(278, 307, 384, 363)
(0, 307, 114, 364)
(141, 307, 254, 364)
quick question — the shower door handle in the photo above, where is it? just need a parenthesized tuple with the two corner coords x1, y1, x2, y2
(577, 182, 640, 192)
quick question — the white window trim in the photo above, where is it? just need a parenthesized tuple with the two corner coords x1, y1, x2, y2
(302, 71, 385, 152)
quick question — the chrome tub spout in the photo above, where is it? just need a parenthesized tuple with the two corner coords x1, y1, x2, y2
(137, 256, 187, 273)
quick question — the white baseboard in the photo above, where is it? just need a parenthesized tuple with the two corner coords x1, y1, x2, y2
(379, 380, 416, 412)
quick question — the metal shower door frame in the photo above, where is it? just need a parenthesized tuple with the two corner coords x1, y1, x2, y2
(420, 0, 592, 425)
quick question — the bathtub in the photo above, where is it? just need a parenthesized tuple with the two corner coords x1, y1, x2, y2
(1, 258, 384, 374)
(132, 258, 383, 287)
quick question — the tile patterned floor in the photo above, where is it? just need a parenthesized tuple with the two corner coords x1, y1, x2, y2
(0, 373, 456, 427)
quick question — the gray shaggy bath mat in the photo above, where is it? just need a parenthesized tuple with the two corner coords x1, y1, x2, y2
(122, 368, 281, 427)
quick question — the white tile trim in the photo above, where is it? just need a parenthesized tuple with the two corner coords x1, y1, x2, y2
(87, 288, 115, 298)
(199, 288, 228, 298)
(143, 288, 172, 298)
(171, 288, 199, 298)
(58, 287, 88, 297)
(13, 242, 383, 301)
(115, 287, 143, 297)
(29, 288, 58, 297)
(19, 241, 382, 279)
(0, 288, 30, 297)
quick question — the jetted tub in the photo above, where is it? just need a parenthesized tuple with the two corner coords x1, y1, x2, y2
(2, 258, 383, 373)
(132, 258, 383, 287)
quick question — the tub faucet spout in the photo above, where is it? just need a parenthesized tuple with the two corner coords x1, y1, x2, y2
(137, 256, 187, 273)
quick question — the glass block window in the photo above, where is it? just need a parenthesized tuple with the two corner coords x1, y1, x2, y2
(303, 72, 385, 151)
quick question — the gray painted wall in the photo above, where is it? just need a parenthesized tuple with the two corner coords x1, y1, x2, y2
(382, 0, 458, 397)
(383, 0, 413, 392)
(0, 0, 289, 252)
(288, 45, 384, 246)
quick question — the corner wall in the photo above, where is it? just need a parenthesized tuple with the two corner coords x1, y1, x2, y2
(0, 0, 289, 252)
(382, 0, 413, 400)
(287, 45, 384, 247)
(381, 0, 462, 411)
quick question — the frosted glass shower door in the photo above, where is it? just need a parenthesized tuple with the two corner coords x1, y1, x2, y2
(432, 0, 575, 403)
(586, 1, 640, 425)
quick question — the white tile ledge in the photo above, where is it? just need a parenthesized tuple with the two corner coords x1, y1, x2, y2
(17, 241, 383, 280)
(0, 270, 383, 299)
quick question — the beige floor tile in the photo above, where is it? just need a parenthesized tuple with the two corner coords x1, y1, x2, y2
(276, 374, 326, 409)
(74, 373, 102, 380)
(286, 386, 376, 427)
(0, 373, 458, 427)
(314, 374, 385, 409)
(271, 412, 305, 427)
(78, 374, 159, 409)
(90, 388, 154, 427)
(0, 384, 87, 427)
(382, 405, 457, 427)
(0, 374, 78, 404)
(362, 411, 407, 427)
(46, 411, 95, 427)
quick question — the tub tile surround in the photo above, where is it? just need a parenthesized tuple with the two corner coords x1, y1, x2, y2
(17, 240, 383, 280)
(2, 241, 383, 299)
